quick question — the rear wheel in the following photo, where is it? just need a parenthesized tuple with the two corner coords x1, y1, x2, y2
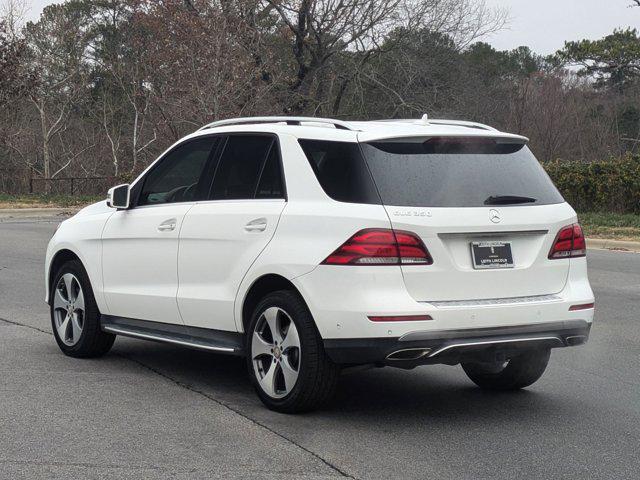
(50, 260, 115, 358)
(247, 290, 339, 413)
(461, 349, 551, 390)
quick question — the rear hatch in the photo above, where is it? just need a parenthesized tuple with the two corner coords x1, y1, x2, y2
(359, 137, 574, 302)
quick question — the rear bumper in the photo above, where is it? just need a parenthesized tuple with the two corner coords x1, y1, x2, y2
(292, 260, 594, 340)
(324, 320, 591, 366)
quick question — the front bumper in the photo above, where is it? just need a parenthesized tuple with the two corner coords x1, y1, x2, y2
(324, 319, 591, 366)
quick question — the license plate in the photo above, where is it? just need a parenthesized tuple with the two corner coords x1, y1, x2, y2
(471, 241, 514, 269)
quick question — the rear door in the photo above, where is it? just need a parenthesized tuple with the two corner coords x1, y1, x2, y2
(177, 134, 286, 331)
(359, 138, 573, 302)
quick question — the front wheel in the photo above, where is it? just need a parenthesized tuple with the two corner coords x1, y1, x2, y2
(246, 290, 339, 413)
(461, 349, 551, 391)
(50, 259, 115, 358)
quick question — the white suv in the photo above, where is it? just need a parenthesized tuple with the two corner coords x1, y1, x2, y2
(45, 116, 595, 412)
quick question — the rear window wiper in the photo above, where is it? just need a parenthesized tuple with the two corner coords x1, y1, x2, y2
(484, 195, 537, 205)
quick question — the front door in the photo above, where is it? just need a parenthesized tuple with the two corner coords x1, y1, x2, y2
(102, 136, 218, 324)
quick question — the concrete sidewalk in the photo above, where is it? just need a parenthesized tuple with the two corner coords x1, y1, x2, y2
(0, 208, 78, 221)
(587, 238, 640, 253)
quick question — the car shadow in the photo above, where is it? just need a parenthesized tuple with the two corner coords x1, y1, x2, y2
(109, 336, 568, 424)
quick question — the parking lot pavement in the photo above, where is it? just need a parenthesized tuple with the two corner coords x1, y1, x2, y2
(1, 219, 639, 480)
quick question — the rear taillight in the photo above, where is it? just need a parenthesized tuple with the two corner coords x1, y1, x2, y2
(322, 229, 432, 266)
(548, 224, 586, 259)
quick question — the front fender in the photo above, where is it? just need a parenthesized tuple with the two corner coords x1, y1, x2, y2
(45, 209, 113, 314)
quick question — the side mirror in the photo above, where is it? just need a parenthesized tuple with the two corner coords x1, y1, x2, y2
(107, 184, 130, 210)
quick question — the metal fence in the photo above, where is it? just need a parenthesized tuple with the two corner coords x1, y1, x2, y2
(0, 174, 28, 194)
(0, 165, 118, 196)
(28, 177, 117, 196)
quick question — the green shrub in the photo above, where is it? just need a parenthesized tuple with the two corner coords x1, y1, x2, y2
(544, 154, 640, 214)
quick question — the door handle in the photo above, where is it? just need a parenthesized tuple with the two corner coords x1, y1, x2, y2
(158, 218, 177, 232)
(245, 218, 267, 232)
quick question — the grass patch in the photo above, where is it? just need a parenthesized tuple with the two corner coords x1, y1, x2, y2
(578, 212, 640, 242)
(0, 194, 102, 209)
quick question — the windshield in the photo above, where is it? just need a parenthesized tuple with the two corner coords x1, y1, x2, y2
(360, 139, 564, 208)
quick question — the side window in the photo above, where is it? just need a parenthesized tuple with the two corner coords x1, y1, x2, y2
(256, 144, 284, 199)
(210, 135, 280, 200)
(139, 137, 215, 206)
(298, 139, 380, 204)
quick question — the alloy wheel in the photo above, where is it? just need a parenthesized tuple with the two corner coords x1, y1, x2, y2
(52, 273, 85, 346)
(251, 307, 301, 399)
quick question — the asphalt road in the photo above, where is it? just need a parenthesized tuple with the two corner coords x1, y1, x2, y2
(1, 218, 639, 480)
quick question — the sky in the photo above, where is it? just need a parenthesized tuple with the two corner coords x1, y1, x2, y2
(483, 0, 638, 54)
(22, 0, 640, 55)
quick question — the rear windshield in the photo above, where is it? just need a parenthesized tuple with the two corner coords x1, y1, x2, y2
(360, 139, 564, 207)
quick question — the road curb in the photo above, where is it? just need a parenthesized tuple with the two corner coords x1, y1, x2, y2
(587, 238, 640, 253)
(0, 208, 77, 219)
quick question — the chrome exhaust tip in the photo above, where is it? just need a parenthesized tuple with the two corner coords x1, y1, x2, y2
(565, 335, 587, 346)
(386, 348, 432, 361)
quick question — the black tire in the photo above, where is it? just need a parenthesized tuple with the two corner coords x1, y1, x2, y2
(50, 259, 115, 358)
(461, 349, 551, 391)
(246, 290, 339, 413)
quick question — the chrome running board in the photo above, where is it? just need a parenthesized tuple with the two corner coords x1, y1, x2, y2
(103, 326, 236, 353)
(101, 315, 243, 355)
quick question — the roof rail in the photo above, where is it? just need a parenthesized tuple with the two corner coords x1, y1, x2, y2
(424, 119, 498, 131)
(374, 118, 497, 132)
(198, 116, 355, 131)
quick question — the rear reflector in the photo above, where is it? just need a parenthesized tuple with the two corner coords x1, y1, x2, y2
(323, 229, 433, 266)
(569, 303, 595, 311)
(368, 315, 433, 322)
(549, 223, 586, 259)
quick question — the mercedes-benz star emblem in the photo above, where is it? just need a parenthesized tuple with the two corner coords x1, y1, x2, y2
(489, 209, 501, 223)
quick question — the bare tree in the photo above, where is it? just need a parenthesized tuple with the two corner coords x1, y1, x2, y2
(95, 88, 124, 176)
(22, 4, 92, 185)
(0, 0, 29, 38)
(256, 0, 506, 113)
(114, 61, 156, 174)
(129, 1, 279, 141)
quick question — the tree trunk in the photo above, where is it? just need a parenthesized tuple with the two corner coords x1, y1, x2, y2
(38, 99, 51, 193)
